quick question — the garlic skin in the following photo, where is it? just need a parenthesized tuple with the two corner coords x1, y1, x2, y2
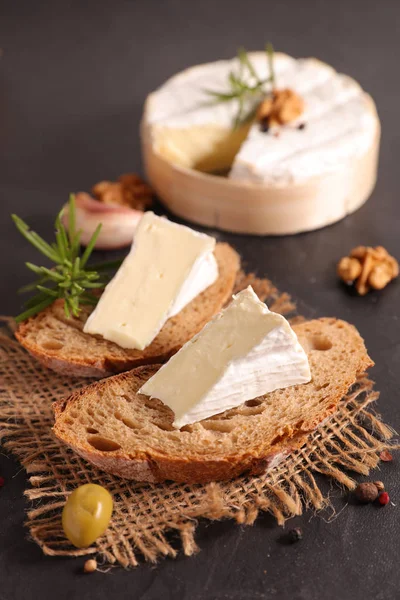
(62, 193, 143, 249)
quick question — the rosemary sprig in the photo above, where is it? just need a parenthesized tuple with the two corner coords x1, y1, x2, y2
(266, 42, 275, 88)
(12, 195, 121, 323)
(205, 42, 276, 127)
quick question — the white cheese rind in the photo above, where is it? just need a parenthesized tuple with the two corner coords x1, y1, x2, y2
(83, 212, 218, 350)
(139, 286, 311, 428)
(231, 79, 376, 184)
(168, 251, 218, 318)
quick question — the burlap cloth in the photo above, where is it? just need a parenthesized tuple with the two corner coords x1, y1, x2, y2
(0, 273, 395, 567)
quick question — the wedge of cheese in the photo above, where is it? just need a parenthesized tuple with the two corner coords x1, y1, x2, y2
(139, 286, 311, 428)
(84, 212, 218, 350)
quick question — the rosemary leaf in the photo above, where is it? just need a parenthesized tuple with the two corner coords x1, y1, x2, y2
(234, 94, 244, 129)
(70, 231, 81, 262)
(25, 262, 45, 275)
(64, 298, 71, 319)
(68, 295, 80, 317)
(27, 230, 61, 263)
(71, 282, 85, 294)
(68, 193, 76, 246)
(12, 215, 61, 263)
(228, 71, 240, 91)
(55, 231, 66, 261)
(89, 259, 123, 272)
(80, 293, 99, 305)
(67, 196, 81, 262)
(23, 291, 54, 309)
(238, 46, 258, 80)
(18, 276, 50, 294)
(81, 281, 107, 289)
(204, 90, 237, 101)
(55, 213, 69, 260)
(36, 285, 59, 297)
(266, 42, 275, 87)
(58, 280, 73, 288)
(15, 297, 56, 323)
(80, 224, 102, 268)
(82, 271, 101, 280)
(37, 266, 65, 282)
(72, 256, 81, 279)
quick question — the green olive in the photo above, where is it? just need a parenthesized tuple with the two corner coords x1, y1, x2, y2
(62, 483, 113, 548)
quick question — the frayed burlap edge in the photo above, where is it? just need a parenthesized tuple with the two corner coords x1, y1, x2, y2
(0, 274, 396, 567)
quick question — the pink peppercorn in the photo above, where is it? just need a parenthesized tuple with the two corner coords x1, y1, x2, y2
(0, 477, 5, 487)
(380, 450, 393, 462)
(378, 492, 390, 506)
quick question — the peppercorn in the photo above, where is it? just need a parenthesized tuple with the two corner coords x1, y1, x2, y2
(83, 559, 97, 573)
(373, 481, 385, 492)
(0, 476, 5, 487)
(260, 119, 270, 133)
(378, 492, 390, 506)
(298, 123, 306, 130)
(380, 450, 393, 462)
(354, 482, 379, 503)
(288, 527, 303, 543)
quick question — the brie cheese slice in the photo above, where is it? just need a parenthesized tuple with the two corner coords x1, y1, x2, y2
(84, 212, 218, 350)
(139, 286, 311, 428)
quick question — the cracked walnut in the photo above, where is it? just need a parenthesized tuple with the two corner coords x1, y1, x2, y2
(337, 246, 398, 295)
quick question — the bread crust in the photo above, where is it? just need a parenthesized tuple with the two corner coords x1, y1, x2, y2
(53, 318, 374, 483)
(52, 412, 343, 483)
(15, 243, 240, 378)
(19, 341, 181, 379)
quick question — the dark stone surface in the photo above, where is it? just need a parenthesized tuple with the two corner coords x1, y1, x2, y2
(0, 1, 399, 598)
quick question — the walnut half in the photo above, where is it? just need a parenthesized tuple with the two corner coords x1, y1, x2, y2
(337, 246, 399, 295)
(256, 88, 304, 128)
(92, 173, 153, 212)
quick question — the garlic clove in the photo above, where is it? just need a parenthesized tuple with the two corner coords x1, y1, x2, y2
(62, 192, 143, 249)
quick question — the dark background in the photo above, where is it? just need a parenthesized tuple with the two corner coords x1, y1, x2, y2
(1, 1, 399, 599)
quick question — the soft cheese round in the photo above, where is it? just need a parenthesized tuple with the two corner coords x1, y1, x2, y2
(141, 52, 380, 234)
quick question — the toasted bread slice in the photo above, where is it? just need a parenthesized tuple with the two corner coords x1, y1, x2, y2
(53, 318, 373, 483)
(16, 243, 239, 378)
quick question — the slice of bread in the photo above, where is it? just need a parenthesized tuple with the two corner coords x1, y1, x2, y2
(15, 243, 239, 378)
(53, 318, 373, 483)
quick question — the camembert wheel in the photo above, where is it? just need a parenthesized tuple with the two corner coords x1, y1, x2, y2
(141, 52, 380, 235)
